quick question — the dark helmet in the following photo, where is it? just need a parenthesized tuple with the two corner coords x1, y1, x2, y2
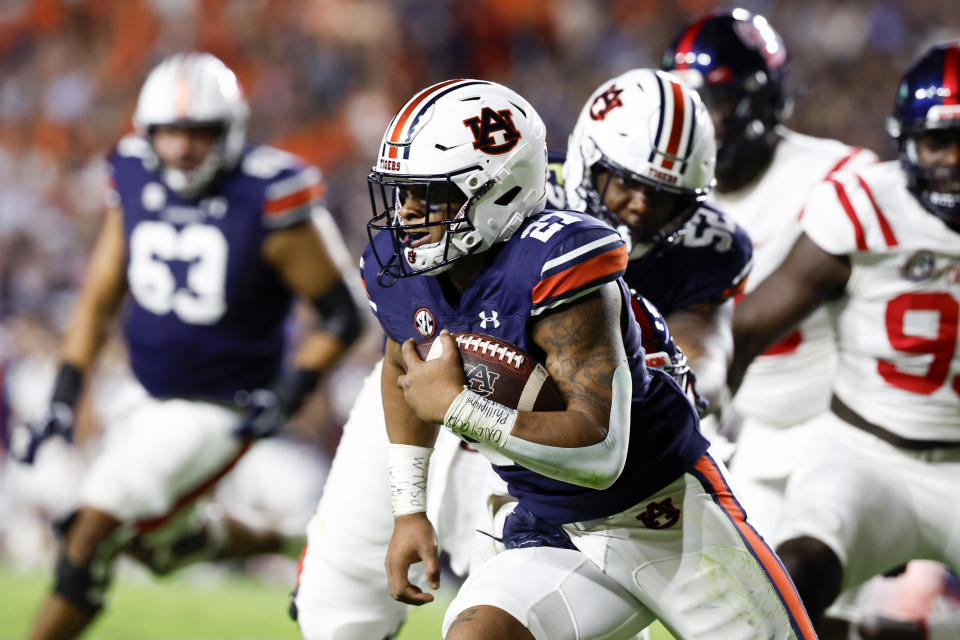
(887, 42, 960, 232)
(662, 9, 790, 174)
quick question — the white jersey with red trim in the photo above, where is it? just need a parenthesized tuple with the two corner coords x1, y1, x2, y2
(802, 160, 960, 441)
(711, 127, 877, 425)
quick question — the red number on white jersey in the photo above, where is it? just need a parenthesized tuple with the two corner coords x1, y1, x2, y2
(879, 292, 959, 395)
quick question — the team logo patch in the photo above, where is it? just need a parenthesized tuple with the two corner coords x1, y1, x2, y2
(636, 497, 681, 529)
(414, 308, 435, 338)
(478, 309, 500, 329)
(464, 363, 500, 397)
(901, 250, 936, 282)
(142, 182, 166, 211)
(463, 107, 521, 155)
(589, 84, 624, 121)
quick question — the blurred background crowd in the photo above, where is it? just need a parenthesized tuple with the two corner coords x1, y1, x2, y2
(1, 0, 958, 572)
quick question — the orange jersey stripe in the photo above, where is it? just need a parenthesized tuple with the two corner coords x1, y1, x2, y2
(531, 246, 628, 305)
(263, 183, 320, 217)
(693, 456, 817, 640)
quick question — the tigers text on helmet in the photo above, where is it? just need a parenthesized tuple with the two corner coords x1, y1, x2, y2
(563, 68, 716, 259)
(662, 9, 789, 176)
(367, 79, 548, 284)
(887, 42, 960, 232)
(133, 52, 249, 197)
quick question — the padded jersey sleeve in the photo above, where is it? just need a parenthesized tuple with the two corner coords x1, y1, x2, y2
(261, 164, 325, 230)
(683, 207, 753, 304)
(801, 169, 889, 256)
(241, 146, 325, 230)
(528, 212, 629, 317)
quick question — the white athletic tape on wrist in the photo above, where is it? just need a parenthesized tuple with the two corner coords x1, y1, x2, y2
(445, 365, 633, 490)
(387, 444, 433, 517)
(443, 389, 516, 447)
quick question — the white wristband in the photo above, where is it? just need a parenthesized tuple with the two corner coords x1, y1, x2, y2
(387, 443, 433, 517)
(443, 388, 516, 448)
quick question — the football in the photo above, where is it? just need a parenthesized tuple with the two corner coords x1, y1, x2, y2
(416, 333, 565, 411)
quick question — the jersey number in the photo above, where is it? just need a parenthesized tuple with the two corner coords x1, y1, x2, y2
(521, 211, 581, 242)
(128, 221, 229, 325)
(879, 292, 960, 396)
(682, 209, 735, 251)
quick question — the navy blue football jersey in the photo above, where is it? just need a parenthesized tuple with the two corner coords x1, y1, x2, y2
(547, 150, 752, 315)
(108, 136, 323, 399)
(362, 209, 707, 524)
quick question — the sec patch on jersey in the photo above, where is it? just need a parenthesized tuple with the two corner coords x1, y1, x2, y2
(416, 333, 565, 412)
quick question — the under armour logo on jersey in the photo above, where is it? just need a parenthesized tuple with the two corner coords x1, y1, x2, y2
(478, 310, 501, 329)
(414, 308, 435, 338)
(636, 497, 681, 529)
(463, 107, 521, 155)
(589, 84, 624, 121)
(464, 363, 500, 397)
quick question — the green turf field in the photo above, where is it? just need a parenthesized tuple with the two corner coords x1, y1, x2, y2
(1, 563, 674, 639)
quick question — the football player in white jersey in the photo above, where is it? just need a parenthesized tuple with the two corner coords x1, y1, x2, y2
(16, 53, 364, 640)
(663, 8, 877, 542)
(729, 42, 960, 639)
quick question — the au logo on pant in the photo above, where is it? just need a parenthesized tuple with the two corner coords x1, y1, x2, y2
(636, 497, 681, 529)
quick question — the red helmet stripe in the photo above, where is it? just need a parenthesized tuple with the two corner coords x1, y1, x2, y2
(672, 16, 708, 70)
(661, 79, 686, 170)
(174, 58, 191, 119)
(387, 79, 464, 158)
(944, 44, 959, 106)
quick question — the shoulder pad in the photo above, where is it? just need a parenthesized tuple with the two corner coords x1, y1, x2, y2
(258, 153, 325, 230)
(524, 211, 627, 316)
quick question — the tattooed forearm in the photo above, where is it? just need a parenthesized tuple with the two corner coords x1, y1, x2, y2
(532, 284, 627, 417)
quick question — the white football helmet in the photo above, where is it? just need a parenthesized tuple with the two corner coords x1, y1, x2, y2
(564, 69, 716, 258)
(367, 79, 547, 283)
(133, 52, 249, 196)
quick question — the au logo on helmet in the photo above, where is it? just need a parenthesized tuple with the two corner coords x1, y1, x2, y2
(589, 84, 624, 121)
(463, 107, 521, 155)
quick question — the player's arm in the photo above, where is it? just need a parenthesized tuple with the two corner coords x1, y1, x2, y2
(383, 336, 441, 606)
(398, 282, 632, 489)
(235, 220, 365, 440)
(666, 298, 733, 415)
(728, 233, 850, 394)
(262, 220, 364, 373)
(13, 206, 128, 462)
(61, 206, 129, 372)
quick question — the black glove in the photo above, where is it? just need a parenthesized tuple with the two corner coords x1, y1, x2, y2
(13, 363, 83, 465)
(233, 369, 321, 440)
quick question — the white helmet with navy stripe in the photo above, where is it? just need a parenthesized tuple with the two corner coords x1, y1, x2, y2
(367, 79, 547, 283)
(133, 52, 249, 196)
(564, 69, 716, 257)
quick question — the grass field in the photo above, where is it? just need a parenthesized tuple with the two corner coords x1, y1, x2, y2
(0, 563, 674, 639)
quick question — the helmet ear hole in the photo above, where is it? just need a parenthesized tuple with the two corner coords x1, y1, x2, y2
(493, 186, 522, 206)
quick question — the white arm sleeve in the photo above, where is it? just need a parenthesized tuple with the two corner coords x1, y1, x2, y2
(498, 365, 632, 490)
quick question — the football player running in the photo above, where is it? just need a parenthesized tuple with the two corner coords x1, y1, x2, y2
(18, 53, 363, 640)
(663, 8, 878, 542)
(729, 42, 960, 639)
(360, 78, 813, 640)
(291, 70, 750, 639)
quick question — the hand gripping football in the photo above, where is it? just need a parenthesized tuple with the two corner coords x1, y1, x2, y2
(416, 333, 565, 411)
